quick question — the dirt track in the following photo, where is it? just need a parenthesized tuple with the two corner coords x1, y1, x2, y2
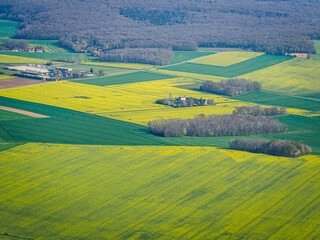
(0, 106, 50, 118)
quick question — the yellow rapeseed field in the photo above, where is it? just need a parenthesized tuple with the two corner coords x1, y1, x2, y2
(189, 52, 264, 66)
(82, 61, 156, 69)
(0, 79, 312, 125)
(151, 68, 227, 81)
(0, 54, 48, 64)
(240, 58, 320, 96)
(0, 143, 320, 239)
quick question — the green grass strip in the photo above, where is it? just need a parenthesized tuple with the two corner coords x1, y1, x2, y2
(73, 71, 176, 86)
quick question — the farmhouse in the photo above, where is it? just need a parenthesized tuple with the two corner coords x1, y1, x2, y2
(178, 96, 186, 102)
(28, 47, 35, 52)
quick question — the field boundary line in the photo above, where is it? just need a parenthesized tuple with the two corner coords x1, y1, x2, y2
(262, 90, 320, 102)
(0, 106, 50, 118)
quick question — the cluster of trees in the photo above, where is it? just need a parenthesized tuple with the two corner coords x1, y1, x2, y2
(200, 78, 262, 97)
(156, 96, 215, 108)
(1, 39, 28, 51)
(229, 138, 312, 158)
(98, 48, 174, 65)
(233, 106, 287, 116)
(1, 0, 319, 61)
(148, 114, 287, 137)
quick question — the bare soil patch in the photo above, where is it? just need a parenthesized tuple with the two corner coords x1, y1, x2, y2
(0, 106, 50, 118)
(0, 77, 45, 89)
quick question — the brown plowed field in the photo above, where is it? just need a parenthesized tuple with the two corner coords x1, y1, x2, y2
(0, 77, 45, 89)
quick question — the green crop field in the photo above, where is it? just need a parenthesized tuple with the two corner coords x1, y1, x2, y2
(0, 96, 182, 146)
(163, 54, 293, 78)
(0, 19, 19, 37)
(170, 51, 216, 64)
(73, 71, 176, 86)
(233, 91, 320, 112)
(27, 40, 71, 53)
(313, 40, 320, 60)
(0, 143, 320, 239)
(0, 108, 32, 121)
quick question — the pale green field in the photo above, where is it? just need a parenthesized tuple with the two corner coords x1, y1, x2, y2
(189, 52, 264, 66)
(0, 143, 320, 239)
(0, 75, 15, 80)
(0, 54, 48, 64)
(313, 40, 320, 60)
(240, 58, 320, 96)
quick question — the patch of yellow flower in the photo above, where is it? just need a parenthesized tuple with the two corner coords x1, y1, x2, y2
(0, 78, 314, 125)
(189, 52, 264, 66)
(0, 54, 48, 64)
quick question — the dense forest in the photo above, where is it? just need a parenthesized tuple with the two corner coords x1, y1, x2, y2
(1, 0, 320, 64)
(229, 139, 312, 158)
(148, 114, 287, 137)
(233, 105, 287, 116)
(200, 78, 262, 97)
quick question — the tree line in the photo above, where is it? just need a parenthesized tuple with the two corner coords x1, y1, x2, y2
(200, 78, 262, 97)
(1, 0, 319, 61)
(233, 105, 287, 116)
(98, 48, 174, 65)
(1, 39, 28, 51)
(148, 114, 287, 137)
(156, 96, 214, 108)
(229, 138, 312, 158)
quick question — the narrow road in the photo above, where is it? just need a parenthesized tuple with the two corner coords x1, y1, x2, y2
(261, 90, 320, 102)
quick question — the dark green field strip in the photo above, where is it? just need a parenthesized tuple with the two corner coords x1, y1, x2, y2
(163, 54, 293, 78)
(73, 71, 177, 86)
(233, 91, 320, 112)
(0, 51, 84, 61)
(0, 109, 33, 121)
(63, 63, 130, 75)
(0, 124, 16, 142)
(0, 96, 185, 146)
(170, 51, 216, 64)
(0, 20, 19, 37)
